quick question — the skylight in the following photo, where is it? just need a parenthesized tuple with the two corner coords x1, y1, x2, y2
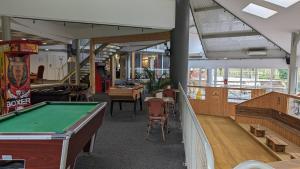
(265, 0, 300, 8)
(242, 3, 277, 19)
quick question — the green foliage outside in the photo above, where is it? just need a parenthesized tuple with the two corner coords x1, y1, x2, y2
(278, 69, 288, 80)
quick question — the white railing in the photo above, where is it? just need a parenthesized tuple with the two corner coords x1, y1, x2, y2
(178, 83, 214, 169)
(179, 83, 274, 169)
(234, 160, 274, 169)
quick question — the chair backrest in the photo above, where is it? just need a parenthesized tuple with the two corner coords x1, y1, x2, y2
(147, 98, 165, 117)
(37, 65, 45, 79)
(163, 89, 176, 100)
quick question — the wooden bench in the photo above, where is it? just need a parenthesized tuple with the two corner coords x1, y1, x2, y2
(290, 152, 300, 159)
(250, 124, 266, 137)
(266, 135, 288, 152)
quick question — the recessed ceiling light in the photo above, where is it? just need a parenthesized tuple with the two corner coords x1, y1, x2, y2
(242, 3, 277, 19)
(224, 57, 228, 60)
(21, 38, 27, 40)
(264, 0, 300, 8)
(42, 42, 47, 45)
(45, 49, 49, 51)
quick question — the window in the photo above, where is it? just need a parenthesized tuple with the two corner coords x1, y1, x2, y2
(135, 53, 141, 68)
(200, 69, 207, 86)
(188, 87, 205, 100)
(256, 68, 272, 89)
(228, 68, 241, 87)
(189, 68, 200, 86)
(242, 68, 256, 87)
(216, 68, 224, 86)
(228, 89, 251, 103)
(272, 69, 288, 92)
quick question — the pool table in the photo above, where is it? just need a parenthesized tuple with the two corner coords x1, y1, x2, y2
(0, 101, 107, 169)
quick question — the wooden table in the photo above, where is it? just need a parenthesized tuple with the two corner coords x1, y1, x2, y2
(156, 89, 180, 93)
(144, 97, 174, 104)
(250, 124, 266, 137)
(108, 85, 144, 117)
(266, 135, 288, 152)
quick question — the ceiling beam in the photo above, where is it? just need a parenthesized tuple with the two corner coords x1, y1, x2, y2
(190, 1, 208, 58)
(202, 31, 260, 39)
(194, 6, 222, 12)
(92, 31, 170, 44)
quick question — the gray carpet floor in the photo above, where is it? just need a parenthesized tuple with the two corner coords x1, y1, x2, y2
(74, 94, 186, 169)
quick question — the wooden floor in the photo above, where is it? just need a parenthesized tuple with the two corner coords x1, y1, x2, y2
(197, 115, 278, 169)
(269, 159, 300, 169)
(239, 123, 300, 161)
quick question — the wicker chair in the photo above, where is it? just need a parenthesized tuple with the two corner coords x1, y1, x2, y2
(162, 89, 176, 117)
(146, 98, 168, 142)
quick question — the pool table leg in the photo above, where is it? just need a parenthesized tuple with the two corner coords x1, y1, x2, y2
(139, 95, 143, 111)
(134, 101, 137, 116)
(110, 101, 114, 116)
(119, 102, 122, 110)
(89, 134, 96, 153)
(83, 134, 96, 153)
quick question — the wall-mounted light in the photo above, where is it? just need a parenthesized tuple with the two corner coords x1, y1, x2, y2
(67, 56, 76, 63)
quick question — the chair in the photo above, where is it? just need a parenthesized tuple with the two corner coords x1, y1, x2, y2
(162, 89, 176, 100)
(146, 98, 168, 142)
(162, 89, 176, 116)
(80, 88, 94, 102)
(36, 65, 45, 83)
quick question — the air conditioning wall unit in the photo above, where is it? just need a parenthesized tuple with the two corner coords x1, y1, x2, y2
(247, 48, 267, 56)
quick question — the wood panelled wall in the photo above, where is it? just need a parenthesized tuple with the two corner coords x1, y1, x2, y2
(238, 92, 291, 113)
(236, 92, 300, 146)
(236, 115, 300, 146)
(189, 86, 265, 117)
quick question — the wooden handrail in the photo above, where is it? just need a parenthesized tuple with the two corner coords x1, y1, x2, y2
(60, 43, 110, 83)
(188, 85, 262, 91)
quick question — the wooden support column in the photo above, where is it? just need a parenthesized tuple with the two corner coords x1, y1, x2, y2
(120, 55, 126, 80)
(131, 52, 135, 79)
(89, 39, 96, 94)
(111, 55, 116, 86)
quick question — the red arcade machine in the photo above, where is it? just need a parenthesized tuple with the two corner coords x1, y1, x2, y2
(0, 40, 40, 115)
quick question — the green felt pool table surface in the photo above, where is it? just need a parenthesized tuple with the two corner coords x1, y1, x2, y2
(0, 102, 100, 133)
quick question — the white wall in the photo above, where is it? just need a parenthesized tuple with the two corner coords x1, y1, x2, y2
(30, 51, 68, 80)
(189, 58, 289, 69)
(0, 0, 175, 29)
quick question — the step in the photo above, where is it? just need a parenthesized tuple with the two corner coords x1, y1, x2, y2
(106, 45, 120, 50)
(102, 48, 116, 53)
